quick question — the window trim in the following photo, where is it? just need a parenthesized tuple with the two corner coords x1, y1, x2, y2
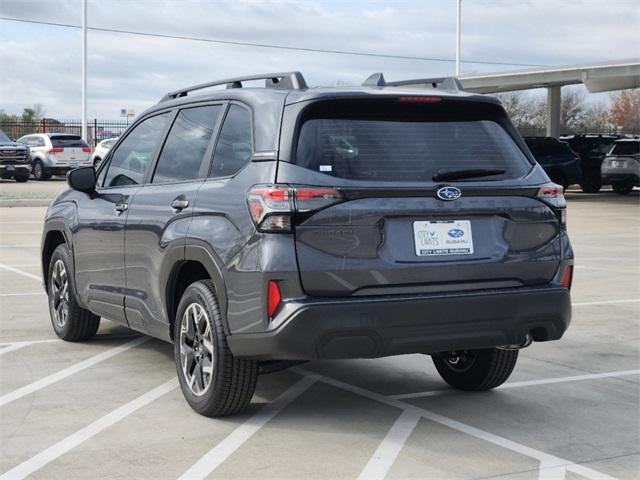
(147, 101, 227, 187)
(206, 101, 255, 180)
(97, 109, 175, 191)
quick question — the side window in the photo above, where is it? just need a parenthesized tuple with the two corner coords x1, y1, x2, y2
(152, 105, 221, 184)
(16, 136, 29, 145)
(36, 137, 46, 147)
(103, 113, 171, 187)
(210, 105, 252, 178)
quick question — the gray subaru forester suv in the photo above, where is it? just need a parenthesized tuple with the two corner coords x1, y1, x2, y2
(41, 72, 573, 417)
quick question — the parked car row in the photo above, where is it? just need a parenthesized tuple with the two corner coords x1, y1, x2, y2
(0, 130, 119, 182)
(525, 134, 638, 195)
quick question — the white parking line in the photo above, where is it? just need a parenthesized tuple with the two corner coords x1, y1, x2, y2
(0, 292, 43, 297)
(0, 245, 40, 248)
(0, 263, 41, 282)
(0, 339, 59, 356)
(573, 298, 639, 307)
(357, 410, 421, 480)
(178, 375, 318, 480)
(0, 378, 178, 480)
(300, 370, 617, 480)
(390, 369, 640, 400)
(0, 337, 148, 407)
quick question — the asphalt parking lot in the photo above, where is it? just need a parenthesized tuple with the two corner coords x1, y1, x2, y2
(0, 189, 638, 480)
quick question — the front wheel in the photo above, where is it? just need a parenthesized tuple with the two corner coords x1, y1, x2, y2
(174, 280, 258, 417)
(14, 173, 29, 183)
(432, 348, 518, 391)
(47, 244, 100, 341)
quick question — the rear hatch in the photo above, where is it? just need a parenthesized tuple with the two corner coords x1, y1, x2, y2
(277, 97, 563, 297)
(50, 136, 91, 163)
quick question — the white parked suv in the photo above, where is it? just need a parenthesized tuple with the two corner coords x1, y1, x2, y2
(601, 138, 640, 195)
(17, 133, 92, 180)
(91, 137, 118, 168)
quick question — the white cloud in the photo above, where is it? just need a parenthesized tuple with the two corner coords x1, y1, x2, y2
(0, 0, 638, 118)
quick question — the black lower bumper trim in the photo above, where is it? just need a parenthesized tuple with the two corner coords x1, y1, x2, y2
(227, 287, 571, 361)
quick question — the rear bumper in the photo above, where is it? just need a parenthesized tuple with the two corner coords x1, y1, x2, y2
(227, 286, 572, 361)
(601, 173, 639, 186)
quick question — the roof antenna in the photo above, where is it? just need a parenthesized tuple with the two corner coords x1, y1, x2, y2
(362, 72, 386, 87)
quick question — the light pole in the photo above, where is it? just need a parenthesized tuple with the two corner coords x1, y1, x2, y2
(455, 0, 462, 77)
(81, 0, 87, 140)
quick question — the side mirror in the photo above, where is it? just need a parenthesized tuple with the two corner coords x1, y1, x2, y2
(68, 166, 96, 193)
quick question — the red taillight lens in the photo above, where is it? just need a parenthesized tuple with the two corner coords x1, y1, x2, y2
(82, 147, 91, 153)
(267, 280, 281, 317)
(48, 148, 64, 154)
(537, 183, 566, 225)
(396, 96, 441, 103)
(560, 265, 573, 289)
(247, 185, 342, 232)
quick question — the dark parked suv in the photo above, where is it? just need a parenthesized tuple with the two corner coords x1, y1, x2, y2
(41, 72, 573, 417)
(524, 136, 581, 189)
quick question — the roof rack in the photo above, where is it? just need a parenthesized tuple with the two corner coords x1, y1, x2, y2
(362, 72, 464, 92)
(160, 72, 308, 102)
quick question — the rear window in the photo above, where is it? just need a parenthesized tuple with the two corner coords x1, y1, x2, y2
(295, 100, 532, 182)
(610, 141, 639, 156)
(50, 136, 89, 148)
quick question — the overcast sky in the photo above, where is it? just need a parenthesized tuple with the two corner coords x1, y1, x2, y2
(1, 0, 639, 119)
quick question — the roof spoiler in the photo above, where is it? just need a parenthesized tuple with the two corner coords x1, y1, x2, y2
(362, 72, 464, 92)
(160, 72, 308, 102)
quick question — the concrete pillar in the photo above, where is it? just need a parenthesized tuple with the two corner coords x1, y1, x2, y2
(546, 85, 561, 138)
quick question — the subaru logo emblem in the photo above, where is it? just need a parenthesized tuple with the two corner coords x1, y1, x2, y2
(448, 228, 464, 238)
(436, 186, 462, 201)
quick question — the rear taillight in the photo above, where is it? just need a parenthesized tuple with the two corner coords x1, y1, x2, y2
(396, 96, 441, 103)
(560, 265, 573, 289)
(537, 183, 566, 225)
(247, 185, 343, 232)
(48, 148, 64, 154)
(267, 280, 282, 317)
(82, 147, 91, 153)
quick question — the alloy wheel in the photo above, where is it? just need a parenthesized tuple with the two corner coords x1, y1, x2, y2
(50, 259, 69, 327)
(179, 303, 215, 396)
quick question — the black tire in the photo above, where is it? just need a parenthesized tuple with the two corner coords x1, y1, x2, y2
(549, 173, 568, 191)
(14, 173, 29, 183)
(47, 244, 100, 341)
(93, 157, 102, 169)
(432, 348, 518, 391)
(174, 280, 258, 417)
(33, 160, 51, 181)
(612, 182, 634, 195)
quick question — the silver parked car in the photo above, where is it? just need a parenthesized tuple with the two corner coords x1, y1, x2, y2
(17, 133, 92, 180)
(91, 137, 118, 169)
(601, 138, 640, 195)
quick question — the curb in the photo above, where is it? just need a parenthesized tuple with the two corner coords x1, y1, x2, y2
(0, 199, 52, 208)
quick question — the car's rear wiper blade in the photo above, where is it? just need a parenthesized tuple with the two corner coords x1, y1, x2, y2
(432, 168, 506, 181)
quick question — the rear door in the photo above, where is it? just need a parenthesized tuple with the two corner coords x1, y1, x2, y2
(278, 97, 561, 297)
(123, 104, 224, 339)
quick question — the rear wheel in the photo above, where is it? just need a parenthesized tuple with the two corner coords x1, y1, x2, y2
(432, 348, 518, 391)
(612, 182, 634, 195)
(47, 244, 100, 341)
(33, 160, 51, 181)
(174, 280, 258, 417)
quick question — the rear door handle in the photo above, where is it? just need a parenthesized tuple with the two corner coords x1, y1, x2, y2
(171, 198, 189, 211)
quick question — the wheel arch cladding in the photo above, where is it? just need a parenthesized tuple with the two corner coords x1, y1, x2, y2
(42, 229, 69, 292)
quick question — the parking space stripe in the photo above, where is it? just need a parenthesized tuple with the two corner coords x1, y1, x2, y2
(0, 378, 178, 480)
(357, 410, 421, 480)
(572, 298, 639, 307)
(0, 292, 43, 297)
(0, 340, 59, 356)
(390, 369, 640, 400)
(178, 375, 318, 480)
(299, 370, 617, 480)
(0, 263, 41, 282)
(0, 337, 147, 407)
(539, 462, 566, 480)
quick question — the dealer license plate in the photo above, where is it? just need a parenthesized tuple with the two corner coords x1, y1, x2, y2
(413, 220, 474, 256)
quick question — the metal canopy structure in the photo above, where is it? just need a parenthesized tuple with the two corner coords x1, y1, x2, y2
(460, 59, 640, 137)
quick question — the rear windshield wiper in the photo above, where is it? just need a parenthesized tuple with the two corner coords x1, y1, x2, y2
(432, 168, 506, 182)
